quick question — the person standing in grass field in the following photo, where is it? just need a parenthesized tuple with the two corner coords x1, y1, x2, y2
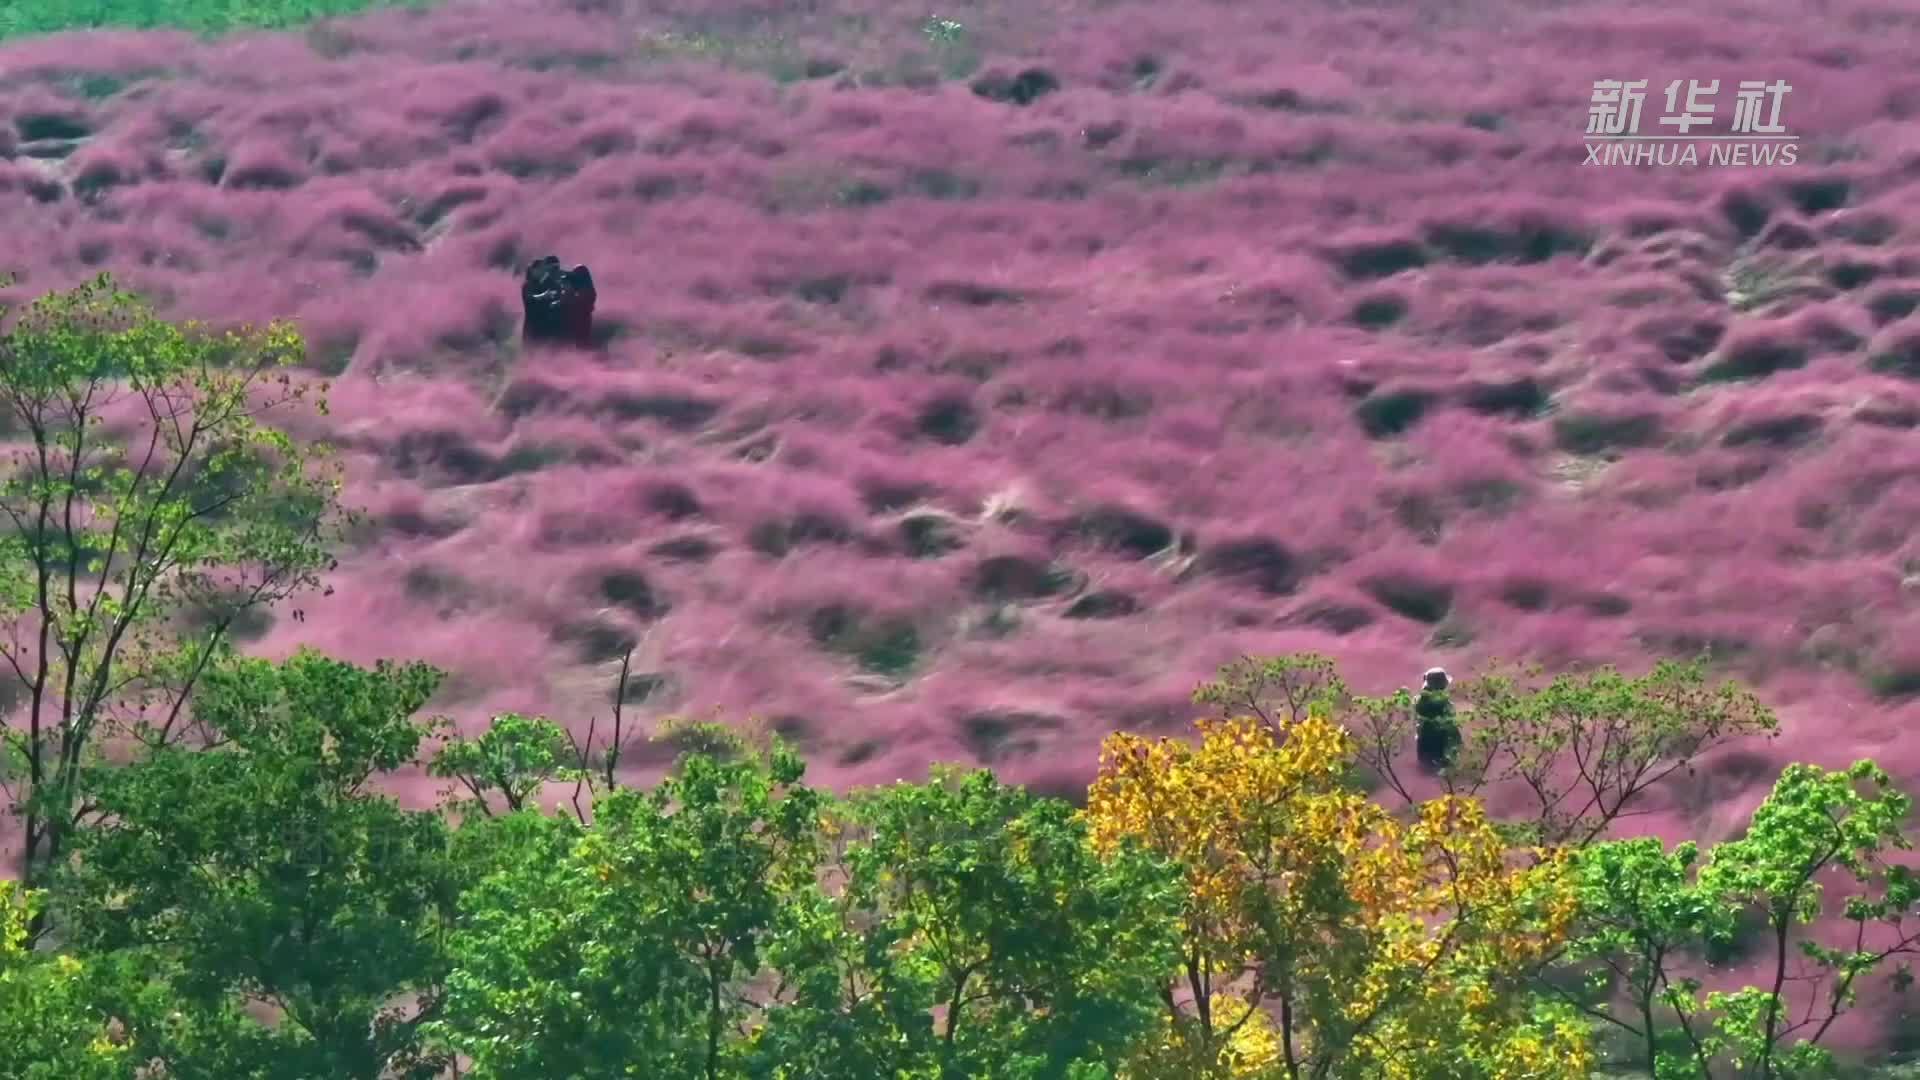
(1415, 666, 1461, 773)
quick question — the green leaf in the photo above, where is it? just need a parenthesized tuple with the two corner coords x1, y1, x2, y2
(47, 653, 454, 1079)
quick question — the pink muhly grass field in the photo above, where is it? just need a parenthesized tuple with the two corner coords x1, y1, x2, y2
(6, 0, 1920, 1053)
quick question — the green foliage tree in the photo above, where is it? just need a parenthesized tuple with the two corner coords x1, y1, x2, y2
(0, 273, 343, 886)
(429, 732, 826, 1080)
(429, 711, 581, 816)
(48, 650, 456, 1080)
(1555, 836, 1729, 1074)
(428, 721, 1181, 1080)
(1201, 655, 1778, 849)
(1555, 761, 1920, 1078)
(750, 766, 1183, 1079)
(1442, 660, 1779, 848)
(5, 632, 1911, 1079)
(0, 882, 131, 1080)
(1193, 652, 1351, 730)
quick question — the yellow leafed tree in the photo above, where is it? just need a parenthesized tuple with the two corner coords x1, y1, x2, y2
(1083, 713, 1593, 1079)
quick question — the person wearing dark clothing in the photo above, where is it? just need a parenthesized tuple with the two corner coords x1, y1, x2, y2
(521, 256, 597, 347)
(1414, 667, 1460, 773)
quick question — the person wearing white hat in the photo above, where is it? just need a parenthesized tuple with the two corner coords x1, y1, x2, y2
(1415, 667, 1460, 772)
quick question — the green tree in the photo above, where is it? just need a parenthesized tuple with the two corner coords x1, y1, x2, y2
(750, 767, 1183, 1079)
(1249, 656, 1778, 848)
(1555, 761, 1920, 1078)
(1697, 760, 1920, 1079)
(48, 650, 456, 1080)
(1468, 661, 1778, 847)
(1554, 837, 1731, 1075)
(1193, 653, 1351, 731)
(0, 882, 132, 1080)
(429, 734, 826, 1080)
(0, 273, 343, 886)
(428, 645, 650, 823)
(429, 711, 581, 816)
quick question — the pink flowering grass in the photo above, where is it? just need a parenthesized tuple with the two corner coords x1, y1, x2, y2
(6, 0, 1920, 1051)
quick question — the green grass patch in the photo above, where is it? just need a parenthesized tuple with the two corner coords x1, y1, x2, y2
(0, 0, 432, 41)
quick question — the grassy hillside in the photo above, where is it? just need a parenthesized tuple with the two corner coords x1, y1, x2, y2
(4, 0, 1920, 1064)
